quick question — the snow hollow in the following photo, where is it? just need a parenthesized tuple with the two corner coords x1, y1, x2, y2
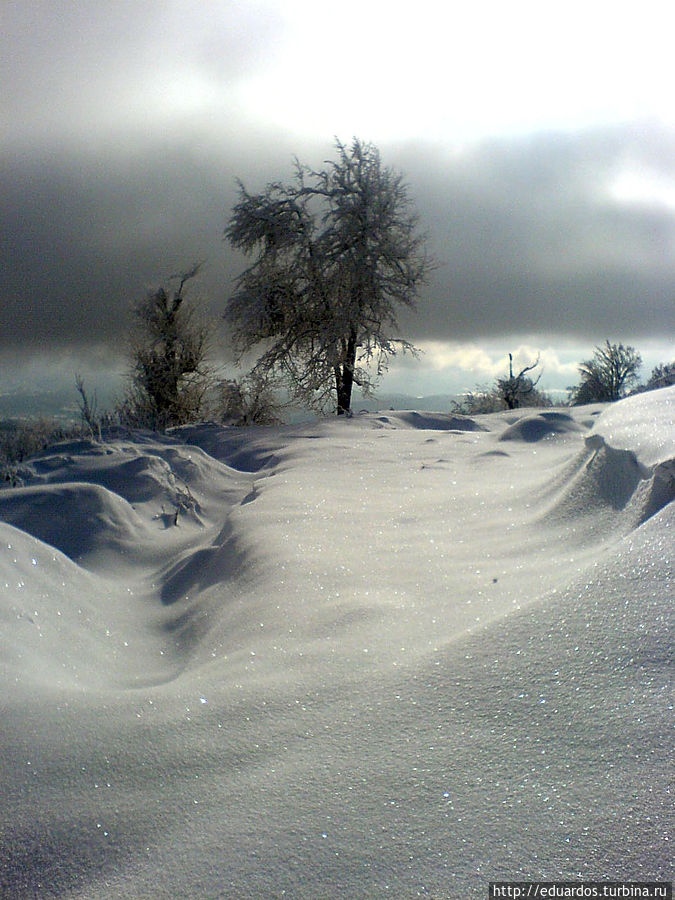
(1, 388, 673, 899)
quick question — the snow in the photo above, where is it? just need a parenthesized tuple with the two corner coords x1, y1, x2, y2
(589, 386, 675, 468)
(1, 388, 673, 898)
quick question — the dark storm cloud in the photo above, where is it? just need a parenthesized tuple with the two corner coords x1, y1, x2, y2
(394, 124, 675, 343)
(0, 131, 308, 355)
(0, 0, 292, 360)
(0, 32, 675, 362)
(3, 122, 675, 362)
(2, 1, 674, 380)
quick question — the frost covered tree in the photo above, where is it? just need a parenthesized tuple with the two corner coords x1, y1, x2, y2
(571, 340, 641, 405)
(453, 353, 552, 414)
(123, 264, 212, 429)
(217, 372, 284, 426)
(497, 353, 543, 410)
(643, 361, 675, 392)
(224, 138, 429, 415)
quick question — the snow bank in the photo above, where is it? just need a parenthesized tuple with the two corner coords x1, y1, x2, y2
(0, 482, 148, 566)
(371, 411, 486, 431)
(541, 387, 675, 535)
(0, 391, 672, 898)
(589, 384, 674, 468)
(499, 410, 585, 442)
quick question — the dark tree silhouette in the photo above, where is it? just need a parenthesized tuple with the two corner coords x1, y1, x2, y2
(571, 340, 641, 405)
(125, 264, 212, 429)
(224, 138, 430, 415)
(497, 353, 542, 410)
(644, 361, 675, 392)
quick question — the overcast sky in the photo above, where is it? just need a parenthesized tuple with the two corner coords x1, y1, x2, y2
(2, 0, 674, 406)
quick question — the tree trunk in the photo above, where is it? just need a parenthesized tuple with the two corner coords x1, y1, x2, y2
(336, 329, 358, 415)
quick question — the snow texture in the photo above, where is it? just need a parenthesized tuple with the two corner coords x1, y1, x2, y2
(1, 388, 673, 898)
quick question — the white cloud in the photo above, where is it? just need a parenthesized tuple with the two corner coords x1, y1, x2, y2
(413, 341, 579, 381)
(609, 168, 675, 213)
(235, 0, 673, 143)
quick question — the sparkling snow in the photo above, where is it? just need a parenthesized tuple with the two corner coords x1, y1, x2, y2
(1, 389, 673, 898)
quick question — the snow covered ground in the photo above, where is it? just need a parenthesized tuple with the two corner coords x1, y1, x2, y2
(1, 388, 673, 899)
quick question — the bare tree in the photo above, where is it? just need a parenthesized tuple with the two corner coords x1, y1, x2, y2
(74, 374, 101, 439)
(452, 353, 553, 414)
(643, 361, 675, 392)
(571, 340, 641, 404)
(497, 353, 542, 410)
(124, 264, 213, 429)
(224, 138, 430, 415)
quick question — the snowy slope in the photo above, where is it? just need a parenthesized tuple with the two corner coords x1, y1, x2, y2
(0, 390, 673, 898)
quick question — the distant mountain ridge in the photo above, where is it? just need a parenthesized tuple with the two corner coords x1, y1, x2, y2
(352, 392, 459, 413)
(0, 387, 461, 423)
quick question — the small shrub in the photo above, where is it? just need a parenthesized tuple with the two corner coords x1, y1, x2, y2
(453, 382, 553, 416)
(125, 264, 214, 430)
(217, 373, 284, 426)
(0, 418, 76, 486)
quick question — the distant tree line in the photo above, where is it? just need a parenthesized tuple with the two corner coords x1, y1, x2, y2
(568, 340, 674, 404)
(454, 341, 673, 415)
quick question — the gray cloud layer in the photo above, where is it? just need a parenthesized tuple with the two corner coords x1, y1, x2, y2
(3, 124, 674, 359)
(398, 126, 675, 342)
(2, 4, 674, 365)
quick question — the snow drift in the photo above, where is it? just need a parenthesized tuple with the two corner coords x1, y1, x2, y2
(1, 388, 672, 898)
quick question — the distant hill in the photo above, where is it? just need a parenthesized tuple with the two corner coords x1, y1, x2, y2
(0, 387, 461, 425)
(351, 392, 459, 413)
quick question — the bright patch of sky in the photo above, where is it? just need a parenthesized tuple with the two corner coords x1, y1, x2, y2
(235, 0, 672, 144)
(609, 168, 675, 212)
